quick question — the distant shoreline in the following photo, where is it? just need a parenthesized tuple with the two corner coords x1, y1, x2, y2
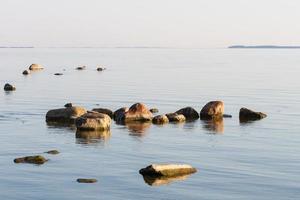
(0, 47, 34, 48)
(228, 45, 300, 49)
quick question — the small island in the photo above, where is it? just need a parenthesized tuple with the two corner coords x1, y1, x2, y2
(228, 45, 300, 49)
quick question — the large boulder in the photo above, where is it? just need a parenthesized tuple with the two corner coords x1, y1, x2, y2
(75, 112, 111, 131)
(116, 103, 153, 123)
(200, 101, 224, 120)
(239, 107, 267, 122)
(92, 108, 113, 118)
(4, 83, 16, 91)
(113, 107, 128, 121)
(14, 155, 48, 165)
(166, 113, 186, 123)
(152, 115, 169, 124)
(29, 64, 44, 70)
(139, 164, 197, 177)
(175, 107, 199, 120)
(46, 106, 87, 123)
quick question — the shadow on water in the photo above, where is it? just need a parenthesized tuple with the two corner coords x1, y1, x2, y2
(201, 118, 224, 134)
(76, 129, 111, 145)
(142, 174, 192, 186)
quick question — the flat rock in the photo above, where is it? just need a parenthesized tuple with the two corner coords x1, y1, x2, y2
(92, 108, 113, 118)
(29, 64, 44, 70)
(139, 164, 197, 177)
(200, 101, 224, 120)
(14, 155, 48, 165)
(175, 107, 199, 120)
(239, 107, 267, 122)
(44, 150, 60, 155)
(75, 112, 111, 131)
(77, 178, 97, 183)
(54, 73, 63, 76)
(152, 115, 169, 124)
(46, 106, 87, 123)
(4, 83, 16, 91)
(165, 113, 186, 123)
(76, 66, 86, 70)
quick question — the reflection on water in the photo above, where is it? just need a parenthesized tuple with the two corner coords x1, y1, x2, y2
(201, 118, 224, 134)
(142, 174, 191, 186)
(126, 122, 151, 136)
(46, 122, 77, 131)
(76, 130, 111, 144)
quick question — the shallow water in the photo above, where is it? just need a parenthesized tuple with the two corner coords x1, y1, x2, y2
(0, 48, 299, 200)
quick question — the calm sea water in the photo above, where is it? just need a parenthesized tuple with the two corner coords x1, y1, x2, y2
(0, 48, 299, 200)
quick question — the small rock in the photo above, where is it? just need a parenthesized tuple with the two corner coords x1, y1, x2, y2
(165, 113, 186, 123)
(75, 112, 111, 131)
(64, 103, 73, 108)
(200, 101, 224, 120)
(152, 115, 169, 124)
(223, 114, 232, 118)
(44, 150, 60, 155)
(76, 66, 86, 70)
(113, 107, 129, 122)
(46, 106, 87, 123)
(96, 67, 106, 71)
(149, 108, 159, 113)
(4, 83, 16, 91)
(54, 73, 63, 76)
(14, 155, 48, 164)
(29, 64, 44, 70)
(139, 164, 197, 177)
(22, 70, 30, 75)
(77, 178, 97, 183)
(239, 107, 267, 122)
(175, 107, 199, 120)
(92, 108, 113, 118)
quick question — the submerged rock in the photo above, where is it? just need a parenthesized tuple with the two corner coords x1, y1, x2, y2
(92, 108, 113, 118)
(14, 155, 48, 164)
(113, 107, 128, 121)
(4, 83, 16, 91)
(29, 64, 44, 70)
(175, 107, 199, 120)
(200, 101, 224, 120)
(149, 108, 159, 113)
(165, 113, 186, 123)
(77, 178, 97, 183)
(75, 112, 111, 131)
(239, 107, 267, 122)
(64, 103, 73, 108)
(76, 66, 86, 70)
(46, 106, 87, 123)
(22, 70, 30, 75)
(139, 164, 197, 177)
(152, 115, 169, 124)
(44, 150, 60, 155)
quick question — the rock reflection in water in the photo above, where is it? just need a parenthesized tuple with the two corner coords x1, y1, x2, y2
(202, 118, 224, 134)
(46, 121, 77, 131)
(142, 174, 191, 186)
(76, 130, 111, 144)
(126, 121, 151, 136)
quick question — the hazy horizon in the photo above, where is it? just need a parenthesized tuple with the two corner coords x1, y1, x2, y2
(1, 0, 300, 48)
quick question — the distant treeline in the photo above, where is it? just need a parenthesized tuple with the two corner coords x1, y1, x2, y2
(228, 45, 300, 49)
(0, 46, 34, 48)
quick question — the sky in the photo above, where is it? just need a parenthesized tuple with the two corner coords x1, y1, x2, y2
(1, 0, 300, 48)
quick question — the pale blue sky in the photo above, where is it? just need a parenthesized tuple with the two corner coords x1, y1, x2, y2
(1, 0, 299, 48)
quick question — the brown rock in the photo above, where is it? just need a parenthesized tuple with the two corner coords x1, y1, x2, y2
(152, 115, 169, 124)
(44, 150, 60, 155)
(239, 107, 267, 122)
(29, 64, 44, 70)
(92, 108, 113, 118)
(77, 178, 97, 183)
(123, 103, 153, 122)
(165, 113, 186, 123)
(175, 107, 199, 120)
(14, 155, 48, 164)
(139, 164, 197, 177)
(75, 112, 111, 131)
(46, 106, 87, 123)
(200, 101, 224, 120)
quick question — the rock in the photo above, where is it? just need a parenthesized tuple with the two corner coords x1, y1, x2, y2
(75, 112, 111, 131)
(54, 73, 63, 76)
(46, 106, 87, 123)
(113, 107, 128, 121)
(152, 115, 169, 124)
(76, 178, 97, 183)
(14, 155, 48, 164)
(64, 103, 72, 108)
(200, 101, 224, 120)
(223, 114, 232, 118)
(149, 108, 159, 113)
(239, 107, 267, 122)
(76, 66, 86, 70)
(165, 113, 186, 123)
(175, 107, 199, 120)
(44, 150, 60, 155)
(92, 108, 113, 118)
(139, 164, 197, 177)
(22, 70, 30, 75)
(97, 67, 106, 71)
(123, 103, 153, 122)
(29, 64, 44, 70)
(4, 83, 16, 91)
